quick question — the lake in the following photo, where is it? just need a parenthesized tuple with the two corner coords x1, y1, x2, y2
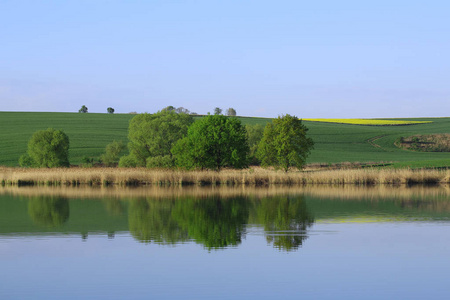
(1, 185, 450, 299)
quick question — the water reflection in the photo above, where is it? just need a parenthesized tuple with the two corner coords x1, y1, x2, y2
(129, 199, 189, 245)
(255, 196, 314, 251)
(1, 185, 449, 251)
(28, 196, 69, 228)
(102, 198, 124, 216)
(172, 196, 249, 249)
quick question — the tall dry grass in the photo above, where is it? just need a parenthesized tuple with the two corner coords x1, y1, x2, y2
(0, 167, 449, 186)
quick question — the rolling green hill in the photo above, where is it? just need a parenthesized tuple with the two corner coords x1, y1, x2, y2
(0, 112, 449, 167)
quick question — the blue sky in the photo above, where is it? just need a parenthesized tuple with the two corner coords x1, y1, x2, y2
(1, 0, 449, 118)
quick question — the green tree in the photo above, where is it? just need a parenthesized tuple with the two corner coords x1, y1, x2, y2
(227, 107, 236, 117)
(126, 110, 193, 166)
(172, 114, 249, 170)
(100, 140, 125, 167)
(20, 128, 70, 168)
(78, 105, 88, 113)
(258, 114, 313, 172)
(226, 108, 237, 116)
(214, 107, 222, 115)
(107, 107, 115, 114)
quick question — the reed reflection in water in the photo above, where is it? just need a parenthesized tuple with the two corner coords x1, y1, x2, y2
(1, 185, 450, 251)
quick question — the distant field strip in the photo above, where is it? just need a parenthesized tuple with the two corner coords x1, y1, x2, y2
(304, 119, 432, 126)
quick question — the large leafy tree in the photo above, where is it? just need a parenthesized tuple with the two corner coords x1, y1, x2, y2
(258, 114, 313, 172)
(126, 110, 193, 166)
(172, 114, 249, 170)
(20, 128, 70, 167)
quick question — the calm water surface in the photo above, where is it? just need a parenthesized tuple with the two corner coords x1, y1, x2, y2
(1, 186, 450, 299)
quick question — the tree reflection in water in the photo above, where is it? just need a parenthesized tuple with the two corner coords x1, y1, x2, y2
(127, 195, 313, 251)
(28, 196, 69, 228)
(172, 196, 249, 250)
(128, 198, 189, 245)
(255, 196, 314, 251)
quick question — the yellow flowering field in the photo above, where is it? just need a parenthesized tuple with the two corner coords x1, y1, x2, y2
(303, 119, 432, 126)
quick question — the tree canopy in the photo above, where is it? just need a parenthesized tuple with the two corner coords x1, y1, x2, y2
(20, 128, 70, 168)
(172, 114, 249, 170)
(258, 114, 313, 171)
(126, 110, 193, 166)
(107, 107, 114, 114)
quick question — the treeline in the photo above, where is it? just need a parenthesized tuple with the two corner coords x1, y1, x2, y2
(19, 106, 314, 172)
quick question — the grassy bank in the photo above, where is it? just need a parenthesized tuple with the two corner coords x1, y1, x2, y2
(1, 112, 449, 167)
(1, 167, 449, 186)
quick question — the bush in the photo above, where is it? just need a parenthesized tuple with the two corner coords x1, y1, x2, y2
(19, 153, 34, 167)
(146, 155, 174, 169)
(118, 155, 138, 168)
(21, 128, 70, 168)
(100, 140, 125, 167)
(80, 156, 95, 168)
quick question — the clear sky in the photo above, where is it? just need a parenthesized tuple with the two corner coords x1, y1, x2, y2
(1, 0, 449, 118)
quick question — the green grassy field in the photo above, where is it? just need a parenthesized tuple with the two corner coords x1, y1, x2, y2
(0, 112, 449, 167)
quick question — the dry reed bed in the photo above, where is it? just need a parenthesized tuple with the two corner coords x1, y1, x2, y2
(0, 167, 449, 186)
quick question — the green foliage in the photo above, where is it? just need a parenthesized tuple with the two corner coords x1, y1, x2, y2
(127, 110, 193, 166)
(173, 114, 249, 170)
(107, 107, 115, 114)
(100, 140, 125, 167)
(78, 105, 88, 113)
(1, 112, 450, 168)
(28, 197, 70, 228)
(245, 124, 264, 165)
(22, 128, 70, 168)
(118, 154, 138, 168)
(258, 115, 314, 171)
(80, 156, 95, 168)
(19, 153, 34, 167)
(226, 107, 237, 116)
(146, 155, 174, 169)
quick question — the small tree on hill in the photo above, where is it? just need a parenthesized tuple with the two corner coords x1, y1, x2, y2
(19, 128, 70, 168)
(226, 108, 237, 116)
(107, 107, 115, 114)
(79, 105, 88, 113)
(257, 114, 313, 172)
(214, 107, 222, 115)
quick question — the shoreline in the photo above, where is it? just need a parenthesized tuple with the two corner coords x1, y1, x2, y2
(1, 167, 449, 186)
